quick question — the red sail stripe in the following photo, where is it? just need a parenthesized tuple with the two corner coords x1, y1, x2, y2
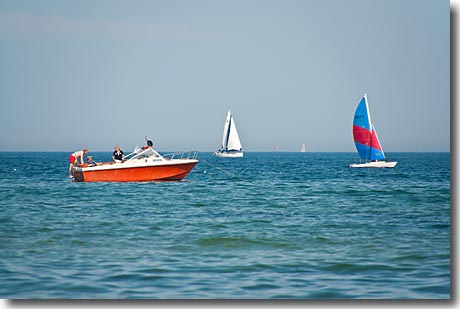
(353, 125, 371, 146)
(370, 130, 383, 151)
(353, 125, 382, 151)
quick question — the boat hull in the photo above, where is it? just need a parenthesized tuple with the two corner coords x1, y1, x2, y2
(348, 161, 397, 168)
(214, 151, 243, 158)
(73, 159, 198, 182)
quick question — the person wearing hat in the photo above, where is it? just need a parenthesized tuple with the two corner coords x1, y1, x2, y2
(112, 146, 125, 163)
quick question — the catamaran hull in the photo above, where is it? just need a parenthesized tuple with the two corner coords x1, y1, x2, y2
(73, 160, 198, 182)
(214, 151, 243, 158)
(348, 161, 397, 168)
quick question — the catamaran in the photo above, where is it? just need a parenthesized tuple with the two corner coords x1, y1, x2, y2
(214, 109, 243, 158)
(349, 94, 397, 168)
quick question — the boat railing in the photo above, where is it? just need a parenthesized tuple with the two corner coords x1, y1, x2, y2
(124, 150, 140, 160)
(125, 147, 198, 161)
(162, 151, 198, 161)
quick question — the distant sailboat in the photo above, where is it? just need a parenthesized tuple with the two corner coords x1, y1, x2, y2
(214, 109, 243, 158)
(274, 145, 279, 152)
(348, 94, 397, 168)
(300, 144, 306, 153)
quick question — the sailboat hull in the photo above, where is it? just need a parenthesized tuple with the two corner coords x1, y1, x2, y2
(348, 161, 397, 168)
(214, 151, 243, 158)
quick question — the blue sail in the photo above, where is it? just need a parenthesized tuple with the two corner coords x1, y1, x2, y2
(353, 96, 371, 131)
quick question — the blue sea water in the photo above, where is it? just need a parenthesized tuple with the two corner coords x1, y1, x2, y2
(0, 152, 450, 299)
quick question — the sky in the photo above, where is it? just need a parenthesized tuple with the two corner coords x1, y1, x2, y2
(0, 0, 451, 152)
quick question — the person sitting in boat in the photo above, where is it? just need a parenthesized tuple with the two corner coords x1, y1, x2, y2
(69, 149, 88, 177)
(112, 146, 125, 163)
(86, 156, 97, 167)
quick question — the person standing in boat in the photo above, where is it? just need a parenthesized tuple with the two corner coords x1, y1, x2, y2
(69, 149, 88, 177)
(146, 138, 153, 148)
(142, 138, 154, 150)
(112, 146, 125, 163)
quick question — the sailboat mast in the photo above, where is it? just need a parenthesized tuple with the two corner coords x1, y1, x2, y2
(368, 127, 373, 162)
(365, 94, 372, 162)
(224, 116, 232, 151)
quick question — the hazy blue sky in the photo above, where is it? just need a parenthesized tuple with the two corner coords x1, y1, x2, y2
(0, 0, 450, 152)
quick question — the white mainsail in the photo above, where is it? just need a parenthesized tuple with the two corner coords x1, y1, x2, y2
(221, 110, 231, 149)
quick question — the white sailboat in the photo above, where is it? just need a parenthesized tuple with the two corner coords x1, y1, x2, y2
(214, 109, 243, 158)
(348, 94, 397, 168)
(300, 144, 306, 153)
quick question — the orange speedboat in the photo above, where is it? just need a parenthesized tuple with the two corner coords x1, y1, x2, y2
(72, 147, 198, 182)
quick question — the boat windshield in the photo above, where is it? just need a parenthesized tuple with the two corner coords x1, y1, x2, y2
(128, 147, 161, 160)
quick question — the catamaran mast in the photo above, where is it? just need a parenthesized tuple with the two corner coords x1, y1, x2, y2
(368, 127, 373, 162)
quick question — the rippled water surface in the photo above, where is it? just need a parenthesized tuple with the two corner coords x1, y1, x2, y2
(0, 152, 450, 298)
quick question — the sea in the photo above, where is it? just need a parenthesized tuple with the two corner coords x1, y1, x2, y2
(0, 152, 450, 299)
